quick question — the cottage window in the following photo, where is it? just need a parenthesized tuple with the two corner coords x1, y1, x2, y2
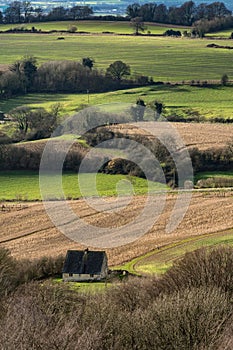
(69, 273, 73, 277)
(90, 274, 94, 277)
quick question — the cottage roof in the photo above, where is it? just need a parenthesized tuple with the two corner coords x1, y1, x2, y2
(62, 250, 107, 275)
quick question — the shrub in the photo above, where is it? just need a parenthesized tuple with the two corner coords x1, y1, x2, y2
(67, 25, 77, 33)
(0, 282, 86, 350)
(163, 29, 181, 37)
(221, 73, 229, 86)
(0, 248, 65, 298)
(159, 246, 233, 296)
(213, 314, 233, 350)
(0, 248, 17, 298)
(196, 177, 233, 188)
(17, 255, 65, 283)
(132, 286, 232, 350)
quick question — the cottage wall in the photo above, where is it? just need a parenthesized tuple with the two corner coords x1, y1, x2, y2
(63, 273, 106, 282)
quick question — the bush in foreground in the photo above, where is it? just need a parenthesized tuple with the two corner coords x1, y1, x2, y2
(0, 246, 232, 349)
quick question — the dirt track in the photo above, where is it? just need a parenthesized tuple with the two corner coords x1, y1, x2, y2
(0, 191, 232, 265)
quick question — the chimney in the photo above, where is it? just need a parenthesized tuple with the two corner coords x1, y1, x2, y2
(82, 248, 89, 273)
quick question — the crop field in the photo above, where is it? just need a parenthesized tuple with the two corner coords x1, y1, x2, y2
(0, 20, 188, 35)
(1, 33, 233, 81)
(0, 192, 232, 266)
(0, 171, 164, 200)
(1, 85, 233, 119)
(111, 121, 233, 150)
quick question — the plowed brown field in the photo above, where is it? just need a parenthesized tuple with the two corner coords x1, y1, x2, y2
(1, 191, 232, 266)
(112, 122, 233, 150)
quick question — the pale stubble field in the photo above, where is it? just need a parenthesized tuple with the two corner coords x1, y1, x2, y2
(0, 191, 232, 266)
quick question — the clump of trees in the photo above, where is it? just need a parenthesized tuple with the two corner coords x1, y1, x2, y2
(0, 246, 232, 349)
(0, 140, 88, 171)
(9, 104, 62, 140)
(193, 15, 233, 37)
(0, 57, 153, 99)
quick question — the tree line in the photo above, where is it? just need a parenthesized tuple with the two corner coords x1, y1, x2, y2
(0, 56, 147, 99)
(0, 1, 231, 28)
(0, 1, 93, 24)
(126, 1, 231, 26)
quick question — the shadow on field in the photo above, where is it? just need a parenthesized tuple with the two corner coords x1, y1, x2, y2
(0, 94, 71, 113)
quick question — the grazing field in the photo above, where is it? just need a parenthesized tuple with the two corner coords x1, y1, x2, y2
(1, 33, 233, 81)
(206, 29, 233, 38)
(0, 171, 164, 201)
(1, 85, 233, 119)
(0, 20, 189, 35)
(0, 192, 232, 266)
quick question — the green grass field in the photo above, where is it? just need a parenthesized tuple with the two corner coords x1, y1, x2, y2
(195, 171, 233, 182)
(1, 20, 232, 38)
(1, 84, 233, 119)
(206, 29, 233, 38)
(0, 20, 188, 35)
(54, 279, 110, 293)
(0, 171, 165, 201)
(0, 32, 233, 82)
(116, 229, 233, 275)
